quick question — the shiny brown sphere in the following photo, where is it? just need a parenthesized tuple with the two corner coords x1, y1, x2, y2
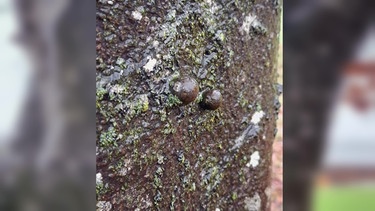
(171, 77, 199, 104)
(202, 89, 222, 110)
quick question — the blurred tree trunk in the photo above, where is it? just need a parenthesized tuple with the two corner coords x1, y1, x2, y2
(0, 1, 95, 211)
(96, 0, 281, 210)
(284, 1, 373, 210)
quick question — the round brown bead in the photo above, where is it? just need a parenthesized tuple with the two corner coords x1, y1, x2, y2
(171, 77, 199, 104)
(202, 89, 222, 110)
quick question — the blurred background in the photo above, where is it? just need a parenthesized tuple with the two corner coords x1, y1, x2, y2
(0, 0, 31, 144)
(313, 22, 375, 211)
(0, 0, 95, 210)
(284, 0, 375, 211)
(272, 15, 283, 211)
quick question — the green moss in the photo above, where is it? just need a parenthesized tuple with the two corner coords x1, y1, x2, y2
(217, 143, 223, 150)
(177, 152, 185, 163)
(189, 182, 196, 192)
(232, 192, 238, 201)
(240, 156, 248, 165)
(163, 121, 176, 135)
(122, 127, 144, 146)
(133, 94, 149, 113)
(153, 175, 163, 188)
(166, 94, 182, 108)
(156, 166, 163, 175)
(157, 154, 165, 165)
(238, 92, 249, 108)
(109, 84, 129, 102)
(96, 182, 109, 198)
(170, 193, 177, 210)
(96, 87, 108, 110)
(256, 102, 262, 111)
(159, 108, 167, 122)
(239, 169, 246, 183)
(194, 92, 203, 104)
(99, 127, 118, 148)
(96, 87, 107, 101)
(196, 110, 222, 133)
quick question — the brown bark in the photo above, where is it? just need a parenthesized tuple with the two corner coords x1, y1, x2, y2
(96, 0, 281, 210)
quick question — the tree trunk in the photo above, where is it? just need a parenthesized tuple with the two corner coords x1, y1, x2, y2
(96, 0, 281, 210)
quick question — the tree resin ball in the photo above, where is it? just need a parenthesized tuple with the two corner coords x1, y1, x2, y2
(171, 77, 199, 105)
(202, 89, 222, 110)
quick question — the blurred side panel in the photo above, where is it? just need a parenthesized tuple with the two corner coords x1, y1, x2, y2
(284, 0, 375, 210)
(0, 0, 96, 211)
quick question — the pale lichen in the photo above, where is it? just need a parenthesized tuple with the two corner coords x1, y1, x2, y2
(143, 57, 157, 73)
(240, 14, 257, 35)
(251, 111, 265, 125)
(96, 201, 112, 211)
(132, 10, 143, 21)
(244, 192, 261, 211)
(231, 124, 259, 151)
(240, 14, 267, 37)
(246, 151, 260, 168)
(96, 173, 103, 185)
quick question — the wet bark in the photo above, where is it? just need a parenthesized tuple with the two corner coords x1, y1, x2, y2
(96, 0, 281, 210)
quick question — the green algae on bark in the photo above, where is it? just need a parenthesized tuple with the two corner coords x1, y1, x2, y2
(96, 0, 281, 210)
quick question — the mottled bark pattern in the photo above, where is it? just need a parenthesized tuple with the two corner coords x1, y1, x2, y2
(96, 0, 281, 210)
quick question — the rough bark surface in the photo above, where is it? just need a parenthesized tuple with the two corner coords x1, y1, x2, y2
(96, 0, 281, 210)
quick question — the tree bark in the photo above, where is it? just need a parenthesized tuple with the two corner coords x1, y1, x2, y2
(96, 0, 281, 210)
